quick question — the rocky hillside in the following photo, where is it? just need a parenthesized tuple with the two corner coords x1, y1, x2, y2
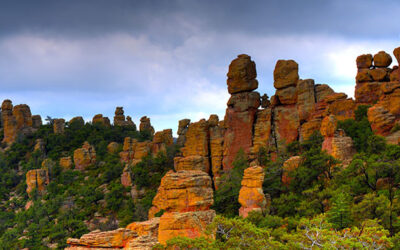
(1, 47, 400, 249)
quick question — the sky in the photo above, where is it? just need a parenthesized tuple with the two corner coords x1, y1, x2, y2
(0, 0, 399, 134)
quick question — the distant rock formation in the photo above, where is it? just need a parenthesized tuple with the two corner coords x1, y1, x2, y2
(26, 169, 49, 196)
(53, 118, 65, 134)
(92, 114, 111, 127)
(114, 107, 135, 127)
(73, 141, 96, 170)
(139, 116, 155, 136)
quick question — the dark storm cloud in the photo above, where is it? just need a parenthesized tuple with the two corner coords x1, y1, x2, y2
(1, 0, 399, 41)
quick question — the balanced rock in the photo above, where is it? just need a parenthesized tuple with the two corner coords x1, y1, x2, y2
(227, 54, 258, 94)
(373, 51, 392, 68)
(73, 142, 96, 170)
(356, 54, 373, 69)
(273, 60, 299, 89)
(238, 166, 267, 218)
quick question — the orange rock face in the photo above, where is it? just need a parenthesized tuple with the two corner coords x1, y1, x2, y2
(252, 108, 273, 154)
(139, 116, 155, 136)
(282, 156, 302, 186)
(158, 210, 216, 244)
(356, 54, 373, 69)
(273, 60, 299, 89)
(320, 115, 337, 137)
(174, 155, 208, 172)
(209, 115, 224, 186)
(107, 142, 120, 154)
(26, 169, 49, 196)
(322, 133, 356, 166)
(238, 166, 267, 218)
(274, 105, 300, 150)
(121, 166, 133, 187)
(374, 51, 392, 68)
(148, 170, 214, 219)
(227, 54, 258, 94)
(66, 228, 137, 248)
(73, 142, 96, 170)
(1, 100, 26, 144)
(126, 217, 160, 238)
(367, 105, 395, 136)
(53, 118, 65, 134)
(297, 79, 316, 122)
(59, 156, 73, 170)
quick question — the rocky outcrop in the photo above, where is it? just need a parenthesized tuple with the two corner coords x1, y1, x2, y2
(60, 156, 73, 170)
(34, 139, 45, 153)
(158, 210, 215, 245)
(139, 116, 155, 136)
(113, 107, 135, 127)
(322, 130, 356, 166)
(238, 166, 267, 218)
(69, 116, 85, 127)
(73, 142, 96, 170)
(92, 114, 111, 127)
(176, 119, 190, 146)
(107, 142, 120, 154)
(53, 118, 65, 134)
(26, 169, 49, 196)
(148, 170, 213, 218)
(152, 129, 173, 155)
(31, 115, 42, 128)
(121, 166, 133, 187)
(1, 100, 36, 145)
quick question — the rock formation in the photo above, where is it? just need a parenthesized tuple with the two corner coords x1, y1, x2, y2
(282, 156, 302, 186)
(53, 118, 65, 134)
(238, 166, 267, 218)
(33, 139, 45, 153)
(223, 54, 260, 170)
(31, 115, 42, 128)
(139, 116, 155, 136)
(59, 156, 73, 170)
(322, 130, 356, 166)
(1, 100, 36, 145)
(113, 107, 135, 127)
(107, 142, 120, 154)
(73, 142, 96, 170)
(69, 116, 85, 127)
(176, 118, 190, 146)
(26, 169, 49, 196)
(92, 114, 111, 127)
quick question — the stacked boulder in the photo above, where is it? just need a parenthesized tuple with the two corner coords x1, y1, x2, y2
(113, 107, 135, 127)
(139, 116, 155, 136)
(238, 166, 267, 218)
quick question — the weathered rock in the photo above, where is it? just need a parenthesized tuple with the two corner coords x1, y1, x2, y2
(390, 68, 400, 83)
(227, 54, 258, 94)
(139, 116, 155, 136)
(13, 104, 32, 131)
(369, 68, 389, 82)
(125, 235, 158, 250)
(152, 129, 173, 155)
(367, 105, 395, 136)
(69, 116, 84, 127)
(328, 98, 355, 120)
(92, 114, 111, 127)
(276, 86, 297, 105)
(158, 210, 215, 245)
(320, 115, 337, 137)
(223, 91, 260, 169)
(356, 54, 373, 69)
(73, 142, 96, 170)
(1, 100, 17, 144)
(113, 107, 134, 127)
(53, 118, 65, 134)
(60, 156, 73, 170)
(282, 156, 302, 186)
(120, 137, 137, 163)
(273, 60, 299, 89)
(107, 142, 120, 154)
(297, 79, 316, 122)
(238, 166, 267, 218)
(273, 105, 300, 151)
(126, 217, 160, 238)
(32, 115, 42, 128)
(148, 170, 213, 219)
(66, 228, 137, 248)
(300, 118, 321, 142)
(41, 158, 55, 176)
(373, 51, 392, 68)
(174, 156, 208, 172)
(177, 119, 190, 146)
(381, 81, 400, 94)
(356, 69, 372, 83)
(315, 84, 334, 102)
(208, 115, 224, 186)
(134, 141, 151, 159)
(376, 88, 400, 117)
(252, 108, 272, 153)
(322, 132, 356, 166)
(26, 169, 49, 196)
